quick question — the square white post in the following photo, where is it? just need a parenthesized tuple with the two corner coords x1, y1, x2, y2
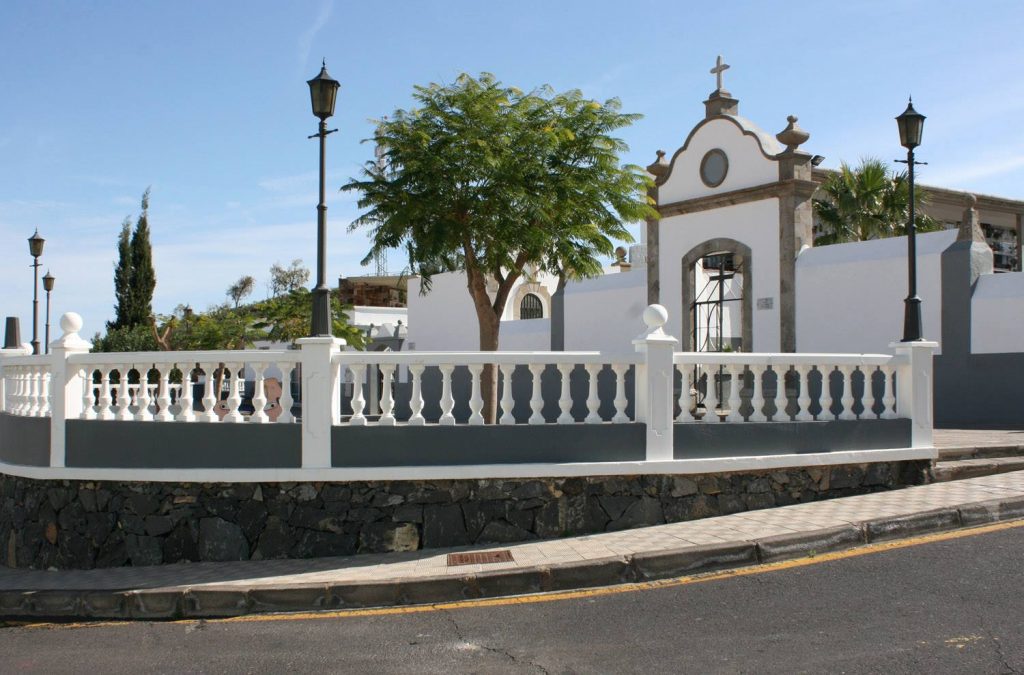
(49, 313, 92, 467)
(633, 305, 678, 462)
(890, 340, 938, 449)
(296, 336, 345, 468)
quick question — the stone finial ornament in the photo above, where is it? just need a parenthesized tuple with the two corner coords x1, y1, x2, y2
(776, 115, 810, 151)
(646, 150, 669, 179)
(958, 193, 987, 243)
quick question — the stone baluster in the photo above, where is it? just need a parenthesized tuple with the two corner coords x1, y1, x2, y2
(222, 363, 243, 423)
(81, 369, 98, 420)
(702, 365, 721, 423)
(155, 367, 173, 421)
(277, 364, 295, 424)
(584, 364, 603, 424)
(39, 372, 51, 417)
(199, 366, 218, 422)
(676, 366, 695, 422)
(527, 364, 545, 425)
(556, 364, 574, 424)
(839, 366, 857, 420)
(12, 368, 24, 415)
(27, 368, 41, 417)
(611, 364, 629, 423)
(379, 363, 397, 426)
(499, 364, 516, 425)
(407, 364, 425, 426)
(250, 362, 269, 424)
(748, 364, 767, 422)
(820, 366, 839, 421)
(176, 365, 196, 422)
(95, 368, 112, 420)
(770, 364, 786, 422)
(349, 364, 367, 426)
(795, 366, 813, 422)
(134, 367, 154, 421)
(881, 366, 897, 420)
(467, 364, 484, 426)
(725, 364, 744, 423)
(438, 363, 456, 426)
(115, 369, 132, 420)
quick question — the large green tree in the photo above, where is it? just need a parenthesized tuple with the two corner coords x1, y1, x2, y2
(813, 158, 941, 245)
(344, 73, 654, 421)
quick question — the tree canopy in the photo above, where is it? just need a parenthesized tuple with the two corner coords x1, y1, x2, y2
(813, 158, 941, 245)
(343, 72, 654, 421)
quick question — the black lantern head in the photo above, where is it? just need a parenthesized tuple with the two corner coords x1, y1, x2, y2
(896, 98, 925, 150)
(28, 230, 45, 258)
(42, 271, 55, 292)
(307, 60, 340, 120)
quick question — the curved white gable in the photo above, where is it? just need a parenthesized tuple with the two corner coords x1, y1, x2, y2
(659, 117, 780, 204)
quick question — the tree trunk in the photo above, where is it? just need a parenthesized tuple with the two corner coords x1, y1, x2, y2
(478, 315, 500, 424)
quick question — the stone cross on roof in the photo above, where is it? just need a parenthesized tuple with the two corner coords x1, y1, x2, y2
(710, 55, 730, 92)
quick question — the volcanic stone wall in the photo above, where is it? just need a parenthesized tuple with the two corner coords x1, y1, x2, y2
(1, 461, 930, 570)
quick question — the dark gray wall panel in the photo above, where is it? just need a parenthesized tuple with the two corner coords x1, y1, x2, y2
(332, 423, 647, 466)
(66, 420, 301, 468)
(0, 413, 50, 466)
(673, 419, 911, 457)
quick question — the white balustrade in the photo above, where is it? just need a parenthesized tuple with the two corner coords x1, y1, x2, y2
(330, 353, 636, 427)
(55, 352, 300, 425)
(671, 353, 903, 426)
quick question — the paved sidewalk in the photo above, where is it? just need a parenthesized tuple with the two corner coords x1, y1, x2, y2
(3, 469, 1024, 620)
(934, 428, 1024, 448)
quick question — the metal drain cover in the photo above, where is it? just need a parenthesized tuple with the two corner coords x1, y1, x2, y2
(447, 550, 514, 566)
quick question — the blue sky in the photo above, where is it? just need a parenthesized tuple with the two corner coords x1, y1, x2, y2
(2, 0, 1023, 340)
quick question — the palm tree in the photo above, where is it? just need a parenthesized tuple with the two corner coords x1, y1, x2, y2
(813, 157, 940, 245)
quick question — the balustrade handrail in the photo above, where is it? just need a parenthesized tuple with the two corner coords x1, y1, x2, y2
(67, 349, 300, 366)
(672, 352, 901, 367)
(332, 351, 639, 366)
(2, 355, 53, 368)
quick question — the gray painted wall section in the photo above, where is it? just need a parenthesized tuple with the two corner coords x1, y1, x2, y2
(674, 419, 911, 457)
(0, 413, 50, 466)
(65, 420, 302, 468)
(332, 423, 647, 466)
(935, 237, 1023, 427)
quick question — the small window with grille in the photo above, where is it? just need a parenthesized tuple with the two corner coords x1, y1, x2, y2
(520, 293, 543, 320)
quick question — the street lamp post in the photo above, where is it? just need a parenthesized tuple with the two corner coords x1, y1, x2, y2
(896, 98, 926, 342)
(27, 230, 45, 355)
(42, 271, 55, 354)
(306, 60, 341, 337)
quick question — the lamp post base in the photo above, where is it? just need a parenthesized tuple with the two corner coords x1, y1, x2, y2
(310, 287, 333, 337)
(902, 295, 923, 342)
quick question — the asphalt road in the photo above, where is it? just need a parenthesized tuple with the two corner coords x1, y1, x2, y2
(3, 524, 1024, 674)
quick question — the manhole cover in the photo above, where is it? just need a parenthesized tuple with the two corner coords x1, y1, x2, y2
(447, 550, 514, 566)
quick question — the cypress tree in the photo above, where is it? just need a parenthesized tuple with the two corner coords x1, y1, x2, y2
(107, 188, 157, 330)
(108, 217, 134, 330)
(126, 188, 156, 327)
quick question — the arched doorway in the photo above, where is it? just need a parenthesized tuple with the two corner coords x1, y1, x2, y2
(681, 238, 752, 352)
(519, 293, 544, 320)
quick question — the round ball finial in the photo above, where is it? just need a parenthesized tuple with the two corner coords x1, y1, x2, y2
(60, 312, 83, 334)
(643, 304, 669, 329)
(965, 193, 977, 208)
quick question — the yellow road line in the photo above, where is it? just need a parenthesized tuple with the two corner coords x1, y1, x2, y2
(11, 518, 1024, 631)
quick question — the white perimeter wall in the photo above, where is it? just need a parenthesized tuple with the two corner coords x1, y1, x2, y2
(796, 230, 954, 354)
(972, 271, 1024, 353)
(564, 269, 647, 352)
(406, 272, 556, 351)
(659, 199, 782, 351)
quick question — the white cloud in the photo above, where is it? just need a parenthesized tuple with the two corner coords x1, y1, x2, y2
(297, 1, 333, 67)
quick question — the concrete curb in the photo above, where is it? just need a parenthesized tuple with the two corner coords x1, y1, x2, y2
(3, 497, 1024, 622)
